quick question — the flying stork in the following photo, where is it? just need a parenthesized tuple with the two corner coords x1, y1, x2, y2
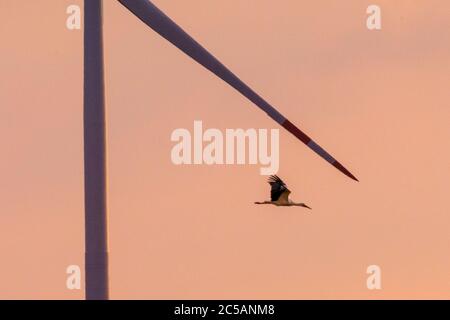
(255, 175, 312, 209)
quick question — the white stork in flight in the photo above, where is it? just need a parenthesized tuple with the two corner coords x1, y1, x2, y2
(255, 175, 312, 209)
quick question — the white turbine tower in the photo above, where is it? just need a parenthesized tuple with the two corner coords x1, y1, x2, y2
(83, 0, 358, 300)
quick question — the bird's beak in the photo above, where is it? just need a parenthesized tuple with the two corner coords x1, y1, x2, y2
(303, 204, 312, 210)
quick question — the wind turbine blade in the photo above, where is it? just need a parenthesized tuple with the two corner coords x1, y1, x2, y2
(118, 0, 358, 181)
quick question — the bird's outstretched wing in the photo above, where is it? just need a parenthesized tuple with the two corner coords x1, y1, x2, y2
(268, 175, 291, 202)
